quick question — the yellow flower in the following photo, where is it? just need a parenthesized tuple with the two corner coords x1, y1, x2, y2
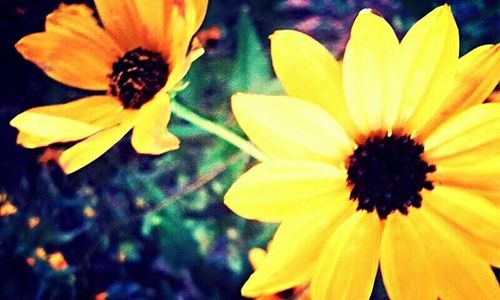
(10, 1, 208, 174)
(225, 5, 500, 300)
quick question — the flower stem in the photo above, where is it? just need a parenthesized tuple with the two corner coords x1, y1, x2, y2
(171, 101, 267, 162)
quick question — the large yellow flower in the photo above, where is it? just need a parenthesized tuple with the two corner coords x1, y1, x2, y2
(10, 1, 208, 174)
(225, 5, 500, 300)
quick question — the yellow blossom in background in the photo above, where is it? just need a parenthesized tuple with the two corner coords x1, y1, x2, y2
(10, 0, 208, 174)
(35, 247, 47, 260)
(47, 252, 69, 271)
(225, 5, 500, 300)
(0, 193, 17, 217)
(30, 248, 69, 271)
(28, 216, 41, 229)
(83, 206, 96, 218)
(0, 201, 18, 217)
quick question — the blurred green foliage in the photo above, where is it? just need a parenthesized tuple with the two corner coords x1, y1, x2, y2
(0, 0, 498, 299)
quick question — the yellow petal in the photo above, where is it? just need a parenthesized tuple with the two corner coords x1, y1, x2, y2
(10, 96, 124, 147)
(17, 132, 58, 149)
(380, 212, 437, 300)
(270, 30, 357, 137)
(231, 94, 353, 163)
(424, 185, 500, 266)
(15, 4, 120, 90)
(411, 208, 500, 300)
(396, 5, 459, 135)
(186, 0, 208, 37)
(225, 160, 348, 222)
(17, 96, 122, 124)
(135, 0, 175, 53)
(241, 204, 355, 297)
(133, 0, 192, 90)
(94, 0, 146, 50)
(59, 111, 138, 174)
(44, 4, 122, 53)
(311, 211, 381, 300)
(431, 157, 500, 204)
(248, 248, 267, 270)
(419, 44, 500, 138)
(424, 103, 500, 162)
(343, 9, 400, 134)
(11, 111, 101, 145)
(131, 93, 179, 155)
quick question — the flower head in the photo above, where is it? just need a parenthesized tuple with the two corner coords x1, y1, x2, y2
(10, 1, 208, 173)
(225, 5, 500, 300)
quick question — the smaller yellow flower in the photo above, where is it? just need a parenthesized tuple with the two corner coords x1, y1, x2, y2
(11, 1, 208, 174)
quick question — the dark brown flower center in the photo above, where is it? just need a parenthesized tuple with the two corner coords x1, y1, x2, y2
(109, 47, 168, 108)
(346, 134, 436, 219)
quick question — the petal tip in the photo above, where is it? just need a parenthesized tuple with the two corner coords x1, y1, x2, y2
(269, 29, 290, 40)
(240, 279, 260, 298)
(358, 8, 383, 17)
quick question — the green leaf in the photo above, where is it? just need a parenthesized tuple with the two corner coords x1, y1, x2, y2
(229, 8, 272, 94)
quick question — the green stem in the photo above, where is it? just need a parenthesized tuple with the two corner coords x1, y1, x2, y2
(171, 101, 267, 162)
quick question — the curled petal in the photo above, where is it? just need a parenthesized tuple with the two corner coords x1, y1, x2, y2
(131, 93, 179, 155)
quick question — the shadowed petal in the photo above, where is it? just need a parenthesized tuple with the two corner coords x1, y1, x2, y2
(311, 211, 381, 300)
(241, 202, 356, 297)
(59, 110, 138, 174)
(424, 186, 500, 266)
(411, 208, 500, 299)
(380, 212, 436, 300)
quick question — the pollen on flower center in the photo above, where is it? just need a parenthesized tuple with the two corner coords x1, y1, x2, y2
(109, 47, 169, 109)
(346, 134, 436, 219)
